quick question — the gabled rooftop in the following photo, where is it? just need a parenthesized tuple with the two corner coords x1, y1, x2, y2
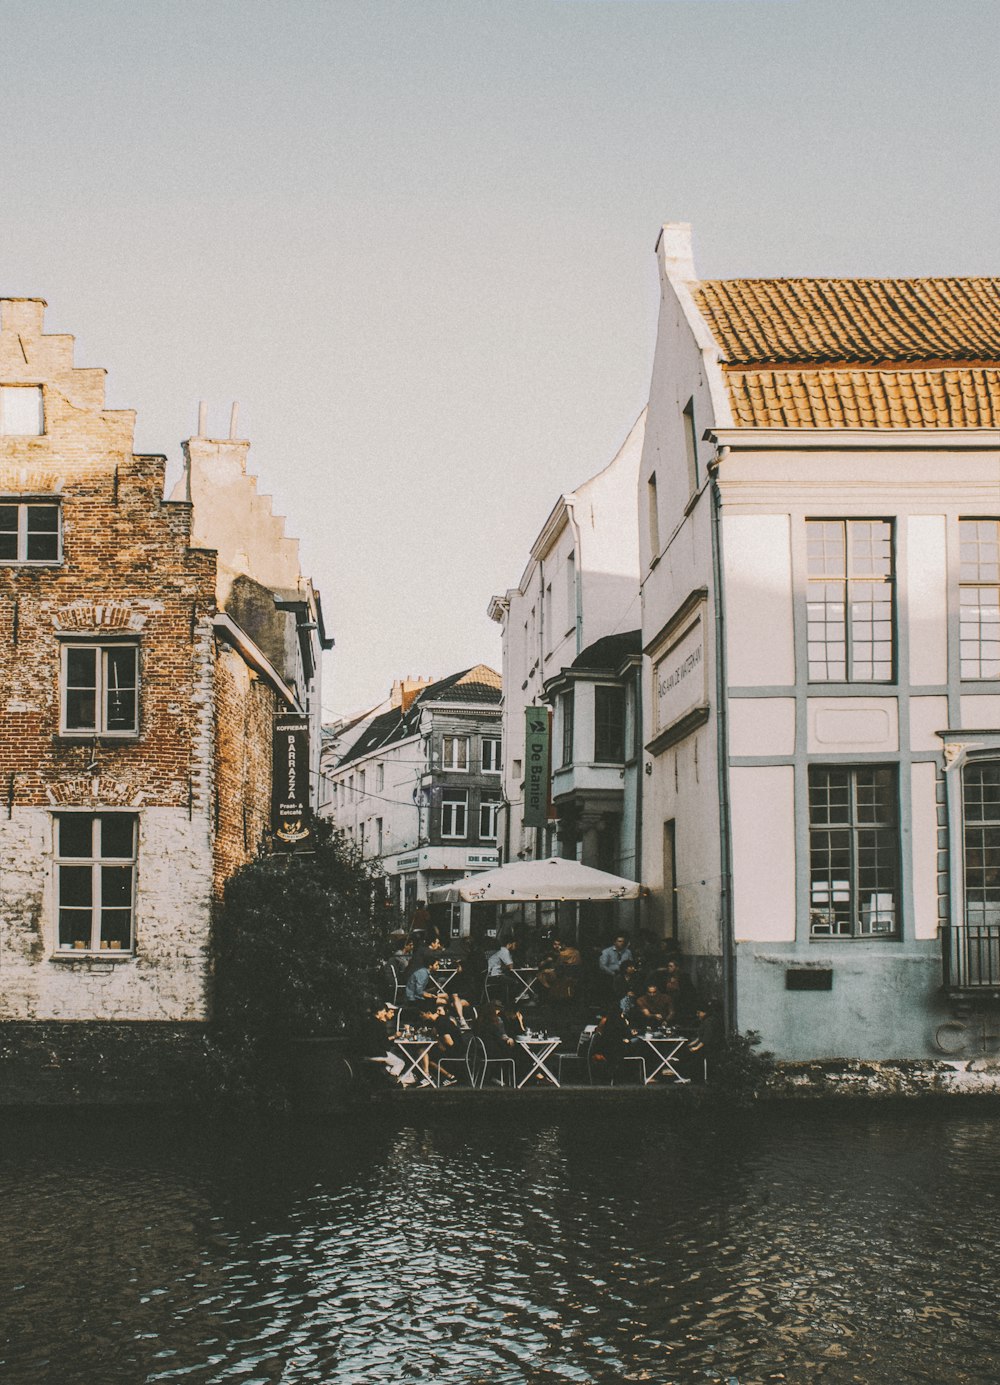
(335, 664, 501, 768)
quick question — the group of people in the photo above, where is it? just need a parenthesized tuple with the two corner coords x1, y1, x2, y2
(360, 920, 718, 1090)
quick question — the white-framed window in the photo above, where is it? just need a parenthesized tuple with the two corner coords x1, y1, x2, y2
(442, 735, 469, 771)
(441, 790, 468, 839)
(959, 519, 1000, 679)
(61, 643, 138, 735)
(481, 737, 502, 773)
(806, 519, 895, 682)
(0, 385, 44, 436)
(54, 812, 137, 953)
(808, 766, 899, 939)
(0, 499, 61, 563)
(376, 763, 385, 792)
(359, 769, 366, 798)
(479, 800, 500, 841)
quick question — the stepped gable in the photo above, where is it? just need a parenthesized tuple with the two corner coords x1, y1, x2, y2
(690, 277, 1000, 430)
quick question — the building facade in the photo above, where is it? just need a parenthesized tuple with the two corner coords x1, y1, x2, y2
(638, 225, 1000, 1061)
(319, 666, 502, 930)
(488, 413, 644, 872)
(0, 298, 329, 1024)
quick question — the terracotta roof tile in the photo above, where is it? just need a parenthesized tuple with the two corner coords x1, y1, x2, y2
(692, 278, 1000, 365)
(726, 369, 1000, 429)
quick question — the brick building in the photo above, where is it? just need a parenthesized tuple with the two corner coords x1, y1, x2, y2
(0, 298, 330, 1025)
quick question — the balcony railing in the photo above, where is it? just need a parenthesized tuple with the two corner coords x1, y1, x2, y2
(943, 923, 1000, 990)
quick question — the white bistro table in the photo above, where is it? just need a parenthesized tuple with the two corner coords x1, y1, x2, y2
(510, 966, 541, 1005)
(633, 1032, 688, 1084)
(391, 1035, 437, 1088)
(514, 1035, 561, 1088)
(427, 965, 458, 998)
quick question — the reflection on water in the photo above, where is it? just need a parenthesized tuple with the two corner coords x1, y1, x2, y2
(2, 1104, 1000, 1383)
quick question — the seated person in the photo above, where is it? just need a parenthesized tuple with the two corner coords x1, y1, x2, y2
(486, 939, 520, 1006)
(475, 1000, 518, 1080)
(537, 937, 582, 1002)
(635, 982, 675, 1028)
(425, 998, 464, 1084)
(662, 959, 698, 1026)
(445, 956, 478, 1028)
(685, 1003, 720, 1079)
(590, 1006, 633, 1082)
(358, 1005, 413, 1087)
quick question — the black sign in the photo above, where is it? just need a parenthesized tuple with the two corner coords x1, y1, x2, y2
(272, 715, 311, 845)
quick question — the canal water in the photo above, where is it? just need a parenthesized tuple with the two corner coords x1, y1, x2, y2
(3, 1102, 1000, 1384)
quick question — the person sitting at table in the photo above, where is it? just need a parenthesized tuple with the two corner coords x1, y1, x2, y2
(426, 997, 462, 1085)
(475, 1000, 520, 1081)
(537, 937, 582, 1003)
(590, 1005, 633, 1083)
(620, 982, 642, 1026)
(486, 938, 519, 1006)
(358, 1005, 414, 1087)
(685, 1002, 720, 1079)
(635, 981, 674, 1028)
(444, 956, 478, 1028)
(662, 958, 698, 1026)
(400, 960, 437, 1028)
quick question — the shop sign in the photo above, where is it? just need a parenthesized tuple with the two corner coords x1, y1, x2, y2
(523, 706, 551, 828)
(272, 714, 311, 845)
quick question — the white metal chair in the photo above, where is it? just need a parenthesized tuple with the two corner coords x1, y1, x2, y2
(467, 1035, 516, 1088)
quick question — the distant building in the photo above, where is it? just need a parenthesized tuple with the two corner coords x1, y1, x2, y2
(319, 666, 502, 932)
(0, 297, 330, 1024)
(488, 413, 644, 872)
(638, 224, 1000, 1061)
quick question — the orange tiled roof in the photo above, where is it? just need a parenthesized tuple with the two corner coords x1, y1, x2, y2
(727, 368, 1000, 429)
(692, 278, 1000, 366)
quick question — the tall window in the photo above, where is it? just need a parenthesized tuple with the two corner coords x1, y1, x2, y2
(441, 790, 468, 839)
(806, 519, 894, 682)
(481, 737, 502, 773)
(964, 762, 1000, 929)
(808, 766, 899, 938)
(61, 644, 138, 734)
(442, 735, 469, 771)
(683, 398, 699, 494)
(561, 689, 575, 767)
(647, 473, 660, 560)
(0, 385, 44, 435)
(358, 769, 366, 798)
(566, 552, 576, 634)
(479, 800, 500, 840)
(55, 813, 137, 952)
(0, 500, 60, 563)
(376, 763, 385, 792)
(959, 519, 1000, 679)
(376, 817, 384, 854)
(594, 685, 626, 762)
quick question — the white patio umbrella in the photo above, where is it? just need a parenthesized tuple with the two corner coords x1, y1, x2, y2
(428, 857, 643, 904)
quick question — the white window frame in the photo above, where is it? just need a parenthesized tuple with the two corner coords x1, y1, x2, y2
(376, 763, 385, 792)
(60, 642, 139, 737)
(0, 384, 44, 436)
(53, 811, 137, 955)
(0, 498, 62, 564)
(441, 735, 469, 771)
(441, 790, 468, 839)
(358, 769, 366, 798)
(481, 737, 502, 774)
(479, 800, 500, 841)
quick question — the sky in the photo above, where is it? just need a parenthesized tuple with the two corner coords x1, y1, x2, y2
(3, 0, 998, 717)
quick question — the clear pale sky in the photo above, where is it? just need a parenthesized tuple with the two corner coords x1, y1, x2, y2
(4, 0, 998, 715)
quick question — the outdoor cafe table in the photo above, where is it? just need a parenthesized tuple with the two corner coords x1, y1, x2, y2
(633, 1031, 688, 1084)
(514, 1034, 561, 1088)
(427, 963, 458, 998)
(391, 1034, 437, 1088)
(510, 966, 541, 1005)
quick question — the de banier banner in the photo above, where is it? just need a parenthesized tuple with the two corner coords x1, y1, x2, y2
(272, 714, 312, 845)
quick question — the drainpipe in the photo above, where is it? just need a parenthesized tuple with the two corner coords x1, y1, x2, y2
(565, 496, 584, 657)
(710, 451, 736, 1036)
(634, 663, 644, 939)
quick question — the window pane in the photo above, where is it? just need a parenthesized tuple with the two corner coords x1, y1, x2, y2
(100, 909, 133, 949)
(65, 648, 97, 729)
(59, 864, 92, 906)
(59, 815, 94, 858)
(59, 909, 92, 949)
(25, 504, 59, 561)
(595, 686, 626, 762)
(806, 521, 845, 577)
(101, 815, 135, 859)
(104, 647, 137, 731)
(1, 385, 44, 435)
(0, 505, 17, 560)
(101, 865, 133, 909)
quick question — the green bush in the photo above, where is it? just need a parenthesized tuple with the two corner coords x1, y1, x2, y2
(212, 820, 387, 1044)
(707, 1028, 775, 1105)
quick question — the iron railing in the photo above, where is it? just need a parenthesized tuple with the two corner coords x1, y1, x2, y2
(943, 924, 1000, 990)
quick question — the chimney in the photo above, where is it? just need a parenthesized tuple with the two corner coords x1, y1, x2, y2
(391, 676, 432, 713)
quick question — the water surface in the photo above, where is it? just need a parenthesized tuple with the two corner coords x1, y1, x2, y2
(2, 1103, 999, 1383)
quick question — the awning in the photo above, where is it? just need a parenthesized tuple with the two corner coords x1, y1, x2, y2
(428, 857, 643, 904)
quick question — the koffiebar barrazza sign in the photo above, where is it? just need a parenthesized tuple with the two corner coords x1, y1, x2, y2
(272, 714, 312, 845)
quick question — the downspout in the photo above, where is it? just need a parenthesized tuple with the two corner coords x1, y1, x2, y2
(710, 450, 736, 1036)
(634, 662, 644, 939)
(536, 557, 546, 860)
(565, 496, 584, 657)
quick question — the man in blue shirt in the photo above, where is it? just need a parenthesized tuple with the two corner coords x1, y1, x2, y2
(598, 934, 634, 998)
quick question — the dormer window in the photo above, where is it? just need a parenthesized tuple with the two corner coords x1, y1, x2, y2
(0, 385, 44, 436)
(0, 499, 61, 563)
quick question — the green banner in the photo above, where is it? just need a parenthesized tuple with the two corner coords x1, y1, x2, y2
(523, 706, 551, 828)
